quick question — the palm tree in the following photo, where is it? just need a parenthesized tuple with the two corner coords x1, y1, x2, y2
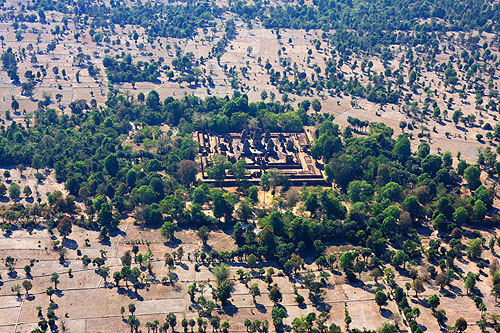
(46, 286, 55, 301)
(127, 315, 140, 333)
(51, 272, 60, 289)
(211, 263, 230, 285)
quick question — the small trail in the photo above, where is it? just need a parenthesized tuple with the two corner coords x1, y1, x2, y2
(13, 297, 23, 332)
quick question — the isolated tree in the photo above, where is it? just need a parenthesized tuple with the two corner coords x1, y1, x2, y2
(250, 283, 261, 302)
(121, 251, 133, 267)
(51, 272, 60, 289)
(197, 226, 209, 245)
(311, 98, 322, 113)
(9, 183, 20, 200)
(23, 185, 32, 198)
(412, 279, 425, 298)
(58, 216, 72, 239)
(46, 286, 55, 300)
(455, 317, 467, 332)
(374, 290, 387, 309)
(11, 99, 19, 112)
(464, 274, 476, 295)
(24, 265, 31, 277)
(97, 266, 110, 284)
(269, 284, 282, 304)
(427, 294, 440, 312)
(212, 263, 230, 284)
(22, 280, 32, 297)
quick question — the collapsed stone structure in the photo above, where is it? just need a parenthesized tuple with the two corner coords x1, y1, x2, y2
(195, 130, 327, 186)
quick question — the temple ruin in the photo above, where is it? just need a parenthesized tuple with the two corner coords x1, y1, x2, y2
(195, 130, 327, 186)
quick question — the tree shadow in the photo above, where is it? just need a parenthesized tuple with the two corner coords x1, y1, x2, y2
(381, 308, 393, 318)
(62, 238, 78, 250)
(311, 300, 331, 312)
(118, 287, 144, 301)
(441, 289, 457, 299)
(178, 262, 189, 270)
(255, 302, 267, 314)
(163, 238, 181, 248)
(221, 300, 239, 316)
(448, 284, 462, 295)
(109, 228, 126, 238)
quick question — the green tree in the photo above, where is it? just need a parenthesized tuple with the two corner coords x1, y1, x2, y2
(104, 153, 119, 177)
(127, 315, 140, 333)
(212, 263, 230, 284)
(46, 286, 55, 300)
(97, 266, 110, 283)
(453, 207, 469, 225)
(466, 238, 483, 260)
(160, 221, 177, 242)
(421, 154, 442, 176)
(427, 294, 440, 312)
(393, 135, 411, 162)
(392, 250, 409, 269)
(269, 284, 282, 304)
(22, 280, 32, 297)
(417, 142, 430, 158)
(249, 283, 261, 302)
(0, 184, 7, 197)
(374, 290, 387, 308)
(348, 180, 374, 203)
(311, 98, 322, 113)
(8, 183, 20, 200)
(464, 273, 476, 294)
(232, 158, 247, 182)
(339, 252, 356, 272)
(207, 155, 231, 186)
(51, 272, 60, 289)
(197, 226, 209, 245)
(247, 253, 258, 270)
(464, 165, 481, 190)
(472, 199, 487, 223)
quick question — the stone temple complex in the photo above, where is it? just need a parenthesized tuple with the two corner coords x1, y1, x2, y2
(195, 129, 327, 186)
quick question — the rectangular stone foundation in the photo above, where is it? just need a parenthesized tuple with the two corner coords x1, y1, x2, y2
(195, 130, 328, 187)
